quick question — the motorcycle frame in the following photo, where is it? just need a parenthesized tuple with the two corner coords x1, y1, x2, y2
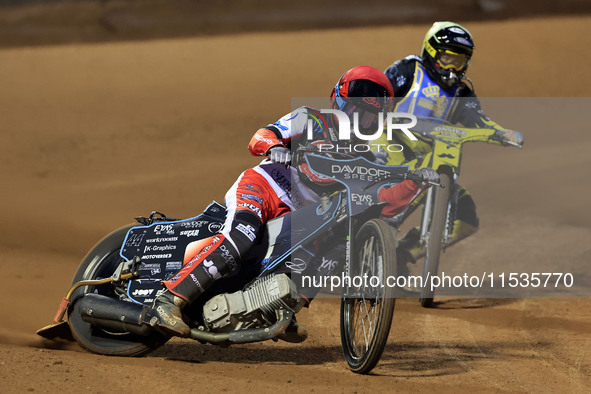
(402, 119, 514, 263)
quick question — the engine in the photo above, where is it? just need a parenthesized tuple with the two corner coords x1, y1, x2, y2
(202, 274, 304, 332)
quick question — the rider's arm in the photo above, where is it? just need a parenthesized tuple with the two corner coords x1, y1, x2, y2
(248, 128, 286, 156)
(384, 55, 419, 102)
(452, 90, 505, 130)
(248, 107, 309, 156)
(378, 180, 424, 218)
(453, 88, 524, 146)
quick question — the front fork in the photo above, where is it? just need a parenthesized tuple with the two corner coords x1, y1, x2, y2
(418, 186, 434, 248)
(418, 175, 457, 252)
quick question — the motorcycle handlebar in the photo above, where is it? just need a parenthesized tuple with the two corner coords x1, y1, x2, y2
(403, 172, 445, 188)
(503, 140, 523, 149)
(299, 150, 446, 189)
(488, 129, 524, 149)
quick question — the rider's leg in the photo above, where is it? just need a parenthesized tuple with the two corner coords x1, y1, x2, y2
(447, 186, 479, 246)
(152, 169, 287, 336)
(163, 210, 260, 303)
(397, 185, 479, 270)
(153, 211, 260, 337)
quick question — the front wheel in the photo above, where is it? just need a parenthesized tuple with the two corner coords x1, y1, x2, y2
(68, 225, 170, 356)
(340, 219, 396, 374)
(419, 173, 452, 307)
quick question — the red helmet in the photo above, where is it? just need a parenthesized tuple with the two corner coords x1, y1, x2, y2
(330, 66, 394, 131)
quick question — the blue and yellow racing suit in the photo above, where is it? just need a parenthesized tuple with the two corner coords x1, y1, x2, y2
(378, 55, 509, 260)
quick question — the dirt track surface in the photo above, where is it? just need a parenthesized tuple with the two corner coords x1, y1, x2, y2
(2, 0, 591, 47)
(1, 14, 591, 393)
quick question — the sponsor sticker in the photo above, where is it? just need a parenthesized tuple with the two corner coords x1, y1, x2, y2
(219, 244, 238, 271)
(351, 193, 374, 206)
(240, 194, 264, 204)
(181, 220, 208, 228)
(142, 253, 173, 260)
(180, 229, 200, 237)
(237, 203, 263, 218)
(154, 224, 175, 236)
(203, 259, 222, 280)
(144, 244, 176, 253)
(454, 37, 471, 46)
(208, 222, 223, 233)
(145, 236, 178, 244)
(449, 27, 466, 34)
(125, 233, 145, 247)
(244, 184, 263, 194)
(132, 288, 155, 297)
(236, 223, 257, 242)
(286, 258, 307, 273)
(166, 261, 183, 271)
(318, 257, 339, 273)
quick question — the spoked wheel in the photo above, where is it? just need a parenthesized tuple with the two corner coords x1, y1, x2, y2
(340, 219, 396, 374)
(419, 173, 452, 308)
(68, 225, 169, 356)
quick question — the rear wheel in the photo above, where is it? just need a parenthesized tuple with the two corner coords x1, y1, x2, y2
(419, 173, 452, 307)
(68, 225, 169, 356)
(340, 219, 396, 374)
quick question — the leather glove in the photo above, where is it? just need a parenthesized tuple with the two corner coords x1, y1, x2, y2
(267, 146, 292, 165)
(413, 168, 440, 187)
(493, 129, 524, 146)
(373, 149, 389, 165)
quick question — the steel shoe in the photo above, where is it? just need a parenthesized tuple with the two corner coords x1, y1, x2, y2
(152, 290, 190, 337)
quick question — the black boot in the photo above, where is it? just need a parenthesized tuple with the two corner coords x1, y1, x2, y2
(152, 290, 190, 337)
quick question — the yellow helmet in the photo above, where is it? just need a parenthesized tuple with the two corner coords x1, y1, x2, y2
(421, 21, 475, 88)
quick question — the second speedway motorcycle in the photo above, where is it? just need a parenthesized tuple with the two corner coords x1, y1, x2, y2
(37, 153, 436, 374)
(393, 119, 523, 307)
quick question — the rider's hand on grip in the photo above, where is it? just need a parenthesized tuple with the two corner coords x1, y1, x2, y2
(412, 168, 440, 187)
(493, 129, 524, 146)
(267, 146, 292, 165)
(373, 149, 390, 165)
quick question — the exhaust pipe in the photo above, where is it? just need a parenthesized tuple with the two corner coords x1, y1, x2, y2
(190, 308, 293, 345)
(78, 293, 154, 336)
(77, 294, 296, 344)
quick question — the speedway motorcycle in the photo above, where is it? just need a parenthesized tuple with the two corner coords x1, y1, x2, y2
(394, 118, 523, 307)
(37, 152, 437, 374)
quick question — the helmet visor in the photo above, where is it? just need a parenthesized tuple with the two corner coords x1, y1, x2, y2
(348, 79, 389, 99)
(436, 50, 469, 71)
(341, 101, 380, 129)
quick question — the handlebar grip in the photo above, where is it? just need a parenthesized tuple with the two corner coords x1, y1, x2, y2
(404, 172, 423, 183)
(404, 172, 445, 188)
(490, 129, 524, 149)
(504, 140, 523, 149)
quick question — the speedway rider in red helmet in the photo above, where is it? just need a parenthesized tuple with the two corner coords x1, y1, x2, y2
(151, 66, 438, 339)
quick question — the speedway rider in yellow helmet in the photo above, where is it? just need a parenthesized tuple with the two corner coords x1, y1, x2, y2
(375, 21, 524, 271)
